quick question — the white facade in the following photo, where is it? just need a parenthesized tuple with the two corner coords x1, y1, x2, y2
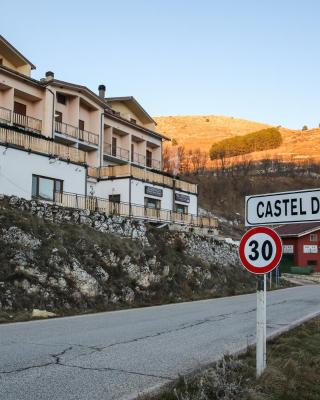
(0, 145, 86, 200)
(90, 177, 197, 215)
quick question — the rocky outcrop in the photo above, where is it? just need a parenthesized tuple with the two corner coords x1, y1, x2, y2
(0, 195, 254, 320)
(7, 196, 148, 243)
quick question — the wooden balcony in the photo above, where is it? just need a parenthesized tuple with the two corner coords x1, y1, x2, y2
(55, 121, 99, 146)
(88, 164, 198, 194)
(53, 191, 217, 228)
(0, 126, 86, 164)
(13, 112, 42, 134)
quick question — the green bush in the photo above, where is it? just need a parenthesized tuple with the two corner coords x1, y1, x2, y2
(209, 128, 282, 160)
(289, 266, 313, 275)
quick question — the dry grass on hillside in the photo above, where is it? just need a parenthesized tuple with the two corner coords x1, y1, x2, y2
(155, 115, 320, 164)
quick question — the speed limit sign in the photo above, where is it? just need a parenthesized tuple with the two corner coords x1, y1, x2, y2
(239, 227, 282, 274)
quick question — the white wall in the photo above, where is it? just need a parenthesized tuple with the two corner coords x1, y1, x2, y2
(175, 190, 198, 215)
(91, 177, 198, 214)
(92, 178, 130, 202)
(131, 179, 173, 209)
(0, 145, 86, 199)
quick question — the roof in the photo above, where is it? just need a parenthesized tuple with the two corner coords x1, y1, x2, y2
(275, 222, 320, 237)
(106, 96, 156, 125)
(44, 79, 110, 109)
(0, 35, 36, 70)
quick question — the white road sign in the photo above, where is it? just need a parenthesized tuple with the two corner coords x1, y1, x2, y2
(246, 188, 320, 226)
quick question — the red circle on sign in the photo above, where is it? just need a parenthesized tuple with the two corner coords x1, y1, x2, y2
(239, 227, 282, 274)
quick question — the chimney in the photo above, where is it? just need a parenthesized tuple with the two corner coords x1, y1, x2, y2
(98, 84, 106, 99)
(45, 71, 54, 81)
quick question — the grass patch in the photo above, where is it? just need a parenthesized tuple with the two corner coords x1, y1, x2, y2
(145, 317, 320, 400)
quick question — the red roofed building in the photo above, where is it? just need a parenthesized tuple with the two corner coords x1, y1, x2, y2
(275, 222, 320, 272)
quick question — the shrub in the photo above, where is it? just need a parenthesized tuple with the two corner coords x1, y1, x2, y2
(302, 125, 308, 131)
(209, 128, 282, 160)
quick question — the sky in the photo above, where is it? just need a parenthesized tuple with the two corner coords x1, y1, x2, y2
(2, 0, 320, 129)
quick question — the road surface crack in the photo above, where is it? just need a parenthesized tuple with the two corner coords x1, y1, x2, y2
(57, 362, 173, 380)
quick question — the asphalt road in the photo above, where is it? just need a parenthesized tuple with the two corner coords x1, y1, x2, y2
(0, 285, 319, 400)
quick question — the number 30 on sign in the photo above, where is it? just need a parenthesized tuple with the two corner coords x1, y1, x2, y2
(239, 227, 283, 274)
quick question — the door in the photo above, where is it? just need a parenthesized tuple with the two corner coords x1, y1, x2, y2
(112, 137, 117, 157)
(109, 194, 121, 214)
(14, 101, 26, 116)
(146, 150, 152, 168)
(79, 119, 85, 140)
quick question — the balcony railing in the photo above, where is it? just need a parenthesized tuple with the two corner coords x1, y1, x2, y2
(0, 106, 11, 123)
(104, 142, 130, 161)
(53, 191, 217, 228)
(55, 121, 99, 146)
(12, 112, 42, 134)
(0, 126, 86, 164)
(132, 152, 146, 166)
(88, 164, 198, 194)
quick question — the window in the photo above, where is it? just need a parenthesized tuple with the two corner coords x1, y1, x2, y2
(109, 194, 120, 203)
(144, 197, 160, 209)
(57, 93, 66, 105)
(175, 204, 188, 214)
(14, 101, 26, 116)
(146, 149, 152, 168)
(310, 234, 318, 241)
(112, 137, 117, 157)
(307, 260, 317, 267)
(32, 175, 63, 202)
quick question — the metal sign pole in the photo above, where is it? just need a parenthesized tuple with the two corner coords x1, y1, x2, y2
(256, 274, 267, 377)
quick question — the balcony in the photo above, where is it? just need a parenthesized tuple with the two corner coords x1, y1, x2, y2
(0, 106, 11, 123)
(0, 125, 86, 164)
(13, 112, 42, 134)
(132, 152, 161, 171)
(88, 164, 198, 194)
(55, 121, 99, 147)
(104, 142, 129, 161)
(53, 191, 217, 228)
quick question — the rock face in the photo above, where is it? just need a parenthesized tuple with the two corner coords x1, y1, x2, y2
(0, 195, 254, 318)
(7, 196, 148, 243)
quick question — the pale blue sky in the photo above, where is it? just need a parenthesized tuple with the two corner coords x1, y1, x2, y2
(2, 0, 320, 128)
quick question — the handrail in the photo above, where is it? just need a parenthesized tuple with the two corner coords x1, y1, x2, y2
(13, 112, 42, 133)
(104, 142, 130, 161)
(0, 106, 11, 123)
(55, 121, 99, 146)
(0, 126, 86, 164)
(53, 191, 217, 228)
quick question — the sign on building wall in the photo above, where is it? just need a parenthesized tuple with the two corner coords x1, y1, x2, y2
(283, 245, 294, 254)
(145, 186, 163, 198)
(175, 193, 190, 203)
(303, 245, 318, 254)
(245, 189, 320, 226)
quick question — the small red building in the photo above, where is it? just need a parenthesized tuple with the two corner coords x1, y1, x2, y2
(276, 222, 320, 272)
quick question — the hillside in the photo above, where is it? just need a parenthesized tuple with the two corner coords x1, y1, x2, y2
(0, 195, 254, 322)
(155, 115, 271, 152)
(155, 115, 320, 163)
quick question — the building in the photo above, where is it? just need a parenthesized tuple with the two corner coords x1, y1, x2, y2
(276, 222, 320, 272)
(0, 35, 216, 228)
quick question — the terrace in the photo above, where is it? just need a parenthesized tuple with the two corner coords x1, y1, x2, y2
(0, 106, 42, 133)
(88, 164, 198, 194)
(54, 191, 217, 228)
(0, 125, 86, 164)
